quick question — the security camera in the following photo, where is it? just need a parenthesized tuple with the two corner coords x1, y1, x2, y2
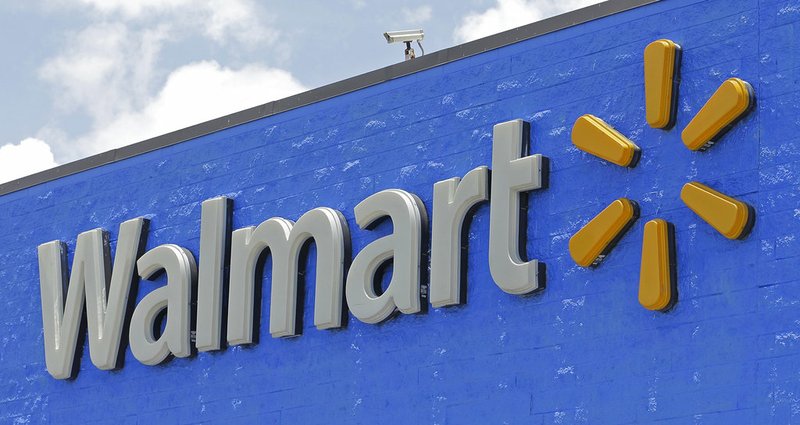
(383, 29, 424, 44)
(383, 29, 425, 61)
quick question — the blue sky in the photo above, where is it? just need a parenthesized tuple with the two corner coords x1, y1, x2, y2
(0, 0, 600, 183)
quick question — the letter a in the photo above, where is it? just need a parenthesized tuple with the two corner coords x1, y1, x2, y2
(346, 189, 427, 324)
(129, 244, 196, 366)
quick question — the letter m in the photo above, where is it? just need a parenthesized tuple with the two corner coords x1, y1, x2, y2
(37, 218, 147, 379)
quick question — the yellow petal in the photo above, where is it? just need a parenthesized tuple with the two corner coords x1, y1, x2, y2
(681, 78, 754, 151)
(571, 114, 640, 167)
(680, 182, 753, 239)
(569, 198, 638, 267)
(639, 219, 675, 311)
(644, 39, 681, 129)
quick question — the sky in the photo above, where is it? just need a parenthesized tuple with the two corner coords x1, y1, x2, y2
(0, 0, 602, 183)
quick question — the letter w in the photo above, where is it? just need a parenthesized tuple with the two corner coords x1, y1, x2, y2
(37, 218, 147, 379)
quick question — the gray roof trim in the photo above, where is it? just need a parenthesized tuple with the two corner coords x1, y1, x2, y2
(0, 0, 658, 196)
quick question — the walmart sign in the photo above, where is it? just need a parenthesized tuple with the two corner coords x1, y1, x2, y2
(37, 37, 758, 380)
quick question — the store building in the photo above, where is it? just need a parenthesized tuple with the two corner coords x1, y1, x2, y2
(2, 0, 799, 422)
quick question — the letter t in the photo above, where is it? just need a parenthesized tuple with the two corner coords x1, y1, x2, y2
(489, 119, 545, 294)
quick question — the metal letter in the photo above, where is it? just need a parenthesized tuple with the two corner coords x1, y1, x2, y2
(429, 167, 489, 307)
(227, 208, 348, 344)
(130, 244, 196, 365)
(37, 218, 147, 379)
(489, 119, 545, 294)
(346, 189, 427, 324)
(196, 197, 231, 352)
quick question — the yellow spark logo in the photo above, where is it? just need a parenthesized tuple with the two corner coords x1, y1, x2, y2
(567, 39, 755, 312)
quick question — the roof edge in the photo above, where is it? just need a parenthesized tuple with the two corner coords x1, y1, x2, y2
(0, 0, 658, 196)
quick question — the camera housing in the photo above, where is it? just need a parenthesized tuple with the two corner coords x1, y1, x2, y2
(383, 29, 424, 44)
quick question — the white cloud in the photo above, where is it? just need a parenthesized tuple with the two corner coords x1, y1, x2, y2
(72, 0, 190, 16)
(3, 0, 306, 183)
(68, 0, 275, 45)
(454, 0, 603, 43)
(350, 0, 367, 10)
(30, 0, 301, 165)
(402, 5, 433, 25)
(0, 138, 58, 183)
(72, 60, 306, 157)
(39, 23, 168, 124)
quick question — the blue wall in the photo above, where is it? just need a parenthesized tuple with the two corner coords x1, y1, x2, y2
(2, 0, 799, 423)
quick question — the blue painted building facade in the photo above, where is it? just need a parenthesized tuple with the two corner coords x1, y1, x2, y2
(2, 0, 800, 423)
